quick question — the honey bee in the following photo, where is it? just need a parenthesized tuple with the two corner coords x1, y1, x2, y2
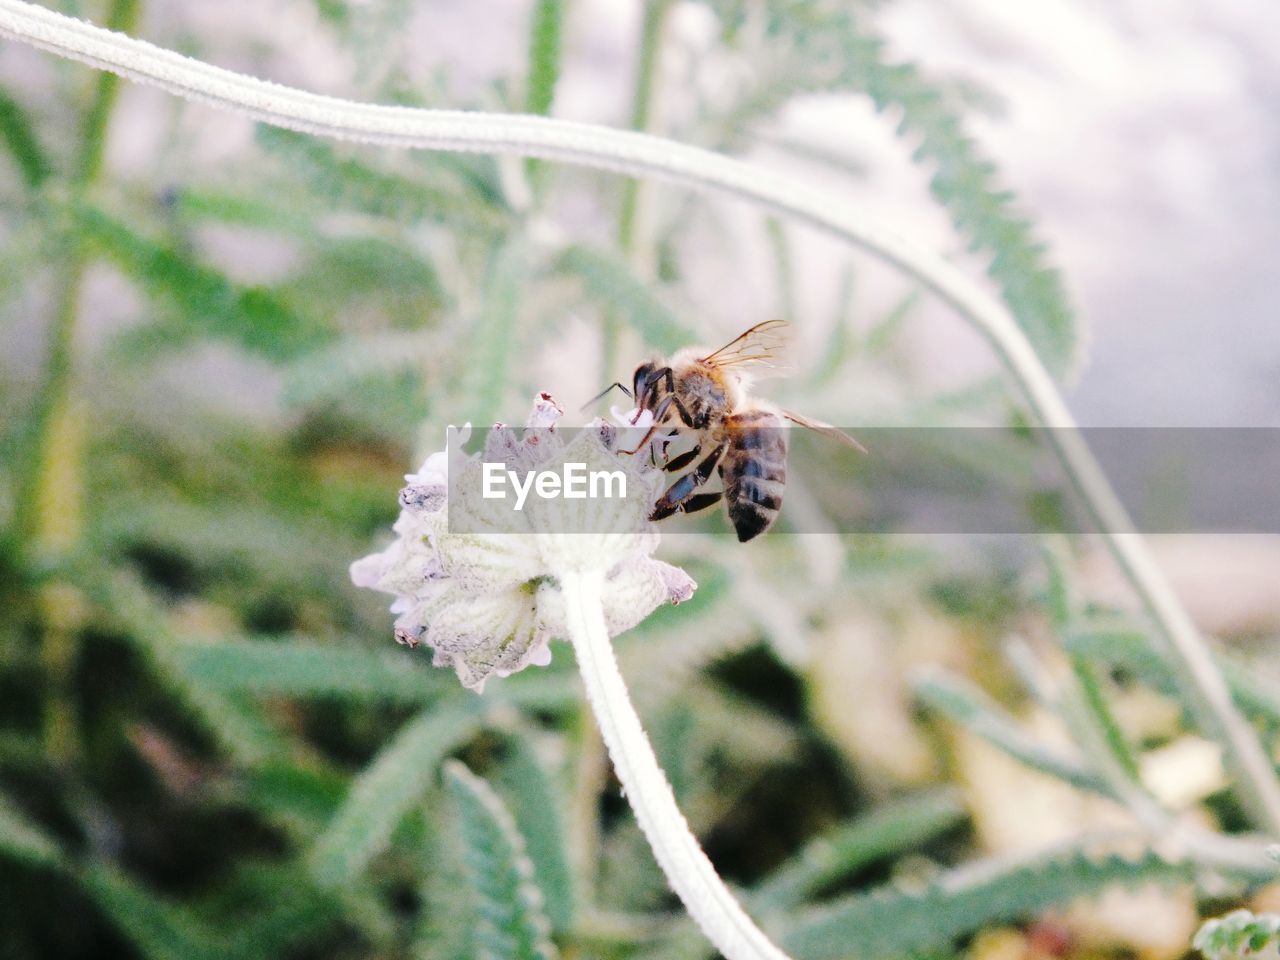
(601, 320, 863, 542)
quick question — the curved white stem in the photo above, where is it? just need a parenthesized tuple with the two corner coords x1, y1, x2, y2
(1, 0, 1276, 831)
(561, 569, 789, 960)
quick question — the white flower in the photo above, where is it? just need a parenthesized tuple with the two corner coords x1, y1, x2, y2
(351, 394, 696, 692)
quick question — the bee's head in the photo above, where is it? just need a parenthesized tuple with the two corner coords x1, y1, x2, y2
(631, 361, 659, 411)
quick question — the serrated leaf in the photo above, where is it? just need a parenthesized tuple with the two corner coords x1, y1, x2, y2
(255, 126, 506, 231)
(74, 204, 324, 361)
(753, 789, 967, 911)
(282, 331, 438, 410)
(217, 863, 342, 960)
(712, 1, 1080, 379)
(524, 0, 563, 117)
(1065, 624, 1280, 734)
(285, 235, 445, 314)
(0, 87, 52, 188)
(0, 792, 65, 870)
(239, 760, 349, 837)
(444, 760, 559, 960)
(464, 237, 529, 429)
(76, 566, 288, 767)
(80, 865, 222, 960)
(849, 31, 1079, 379)
(913, 667, 1110, 795)
(782, 845, 1197, 960)
(494, 734, 575, 935)
(173, 186, 316, 234)
(309, 706, 481, 887)
(555, 245, 696, 354)
(1196, 910, 1280, 960)
(173, 639, 445, 704)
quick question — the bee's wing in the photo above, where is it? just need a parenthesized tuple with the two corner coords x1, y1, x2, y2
(781, 409, 867, 453)
(700, 319, 791, 373)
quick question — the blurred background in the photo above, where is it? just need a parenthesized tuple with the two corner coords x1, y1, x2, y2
(1, 1, 1279, 958)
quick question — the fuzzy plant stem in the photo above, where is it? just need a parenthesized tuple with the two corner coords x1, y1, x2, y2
(561, 569, 789, 960)
(1, 0, 1276, 834)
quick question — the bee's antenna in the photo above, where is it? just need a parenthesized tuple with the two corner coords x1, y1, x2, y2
(580, 382, 632, 412)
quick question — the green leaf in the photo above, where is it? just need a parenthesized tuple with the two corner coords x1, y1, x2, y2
(77, 567, 288, 767)
(444, 760, 559, 960)
(555, 245, 696, 355)
(284, 234, 445, 315)
(809, 264, 856, 386)
(0, 88, 52, 188)
(852, 33, 1079, 380)
(913, 668, 1110, 795)
(0, 791, 65, 870)
(173, 639, 445, 704)
(465, 238, 529, 428)
(524, 0, 564, 117)
(255, 126, 506, 231)
(1196, 910, 1280, 960)
(494, 734, 575, 935)
(239, 760, 349, 837)
(309, 0, 349, 29)
(717, 2, 1080, 379)
(782, 845, 1197, 960)
(217, 863, 342, 960)
(1064, 624, 1280, 733)
(1039, 538, 1076, 628)
(80, 865, 222, 960)
(308, 706, 482, 887)
(74, 204, 323, 361)
(279, 333, 437, 429)
(173, 186, 316, 234)
(753, 789, 967, 911)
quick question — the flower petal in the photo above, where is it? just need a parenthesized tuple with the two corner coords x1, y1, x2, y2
(425, 590, 548, 691)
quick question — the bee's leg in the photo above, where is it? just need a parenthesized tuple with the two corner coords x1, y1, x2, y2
(650, 443, 725, 521)
(661, 445, 701, 473)
(681, 492, 722, 515)
(620, 395, 676, 457)
(652, 430, 681, 468)
(618, 422, 659, 456)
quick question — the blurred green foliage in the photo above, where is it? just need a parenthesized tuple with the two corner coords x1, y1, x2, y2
(0, 1, 1271, 959)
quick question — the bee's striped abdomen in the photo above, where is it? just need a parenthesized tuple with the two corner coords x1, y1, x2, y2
(719, 409, 787, 542)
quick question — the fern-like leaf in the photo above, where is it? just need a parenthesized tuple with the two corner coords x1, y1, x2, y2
(494, 734, 575, 936)
(555, 245, 696, 354)
(444, 760, 559, 960)
(0, 791, 65, 870)
(77, 566, 288, 767)
(783, 844, 1197, 960)
(708, 0, 1080, 379)
(1065, 625, 1280, 733)
(173, 639, 446, 704)
(753, 789, 967, 911)
(1196, 910, 1280, 960)
(255, 126, 507, 231)
(309, 706, 482, 887)
(281, 331, 439, 410)
(0, 87, 52, 188)
(79, 865, 223, 960)
(913, 667, 1110, 796)
(464, 237, 529, 429)
(840, 22, 1078, 378)
(524, 0, 563, 117)
(75, 205, 323, 361)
